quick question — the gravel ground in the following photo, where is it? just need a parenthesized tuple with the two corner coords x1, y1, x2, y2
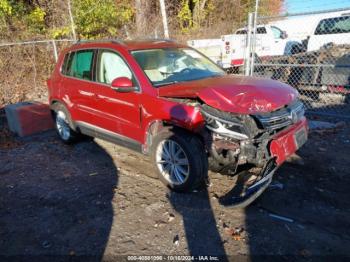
(1, 109, 350, 261)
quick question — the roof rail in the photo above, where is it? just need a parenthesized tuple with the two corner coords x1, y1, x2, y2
(130, 38, 177, 43)
(73, 38, 125, 45)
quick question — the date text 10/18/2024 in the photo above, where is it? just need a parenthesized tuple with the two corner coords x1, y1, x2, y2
(127, 255, 220, 261)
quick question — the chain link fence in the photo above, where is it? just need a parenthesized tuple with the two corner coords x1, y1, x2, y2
(249, 8, 350, 118)
(1, 7, 350, 120)
(0, 40, 74, 107)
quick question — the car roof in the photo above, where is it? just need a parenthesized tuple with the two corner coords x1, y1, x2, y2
(68, 39, 188, 52)
(124, 40, 188, 50)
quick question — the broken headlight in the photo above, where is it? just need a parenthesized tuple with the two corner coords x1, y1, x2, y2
(201, 105, 249, 140)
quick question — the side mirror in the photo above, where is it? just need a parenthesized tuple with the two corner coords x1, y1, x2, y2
(281, 31, 288, 39)
(111, 77, 137, 93)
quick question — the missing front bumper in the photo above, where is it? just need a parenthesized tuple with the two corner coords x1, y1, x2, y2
(218, 159, 278, 208)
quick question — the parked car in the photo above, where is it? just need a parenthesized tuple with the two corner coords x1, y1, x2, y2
(307, 13, 350, 52)
(47, 39, 308, 207)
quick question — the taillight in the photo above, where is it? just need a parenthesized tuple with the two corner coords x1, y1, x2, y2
(231, 59, 244, 66)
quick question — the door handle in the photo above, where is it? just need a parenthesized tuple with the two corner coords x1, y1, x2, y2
(78, 90, 95, 97)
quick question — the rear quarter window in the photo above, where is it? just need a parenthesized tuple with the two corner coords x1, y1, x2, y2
(61, 53, 71, 75)
(65, 49, 95, 81)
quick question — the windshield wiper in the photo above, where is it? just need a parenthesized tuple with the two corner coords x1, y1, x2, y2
(153, 81, 178, 87)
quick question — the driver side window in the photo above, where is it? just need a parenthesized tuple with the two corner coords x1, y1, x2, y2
(271, 26, 283, 39)
(97, 50, 133, 85)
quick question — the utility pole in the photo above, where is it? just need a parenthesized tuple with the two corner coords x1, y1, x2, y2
(67, 0, 77, 40)
(159, 0, 169, 38)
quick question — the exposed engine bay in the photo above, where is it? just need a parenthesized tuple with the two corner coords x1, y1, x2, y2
(168, 97, 305, 175)
(200, 100, 305, 174)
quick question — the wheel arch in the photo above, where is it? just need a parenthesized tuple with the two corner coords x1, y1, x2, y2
(50, 99, 78, 131)
(142, 119, 206, 155)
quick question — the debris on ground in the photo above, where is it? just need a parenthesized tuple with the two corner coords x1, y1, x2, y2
(269, 213, 294, 223)
(269, 181, 284, 190)
(173, 235, 179, 246)
(168, 213, 175, 222)
(223, 223, 245, 241)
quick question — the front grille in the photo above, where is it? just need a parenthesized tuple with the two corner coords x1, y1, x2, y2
(255, 100, 305, 131)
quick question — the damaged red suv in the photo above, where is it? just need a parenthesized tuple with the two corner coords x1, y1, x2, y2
(47, 40, 308, 207)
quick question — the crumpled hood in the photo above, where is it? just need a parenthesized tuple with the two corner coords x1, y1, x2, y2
(158, 75, 298, 114)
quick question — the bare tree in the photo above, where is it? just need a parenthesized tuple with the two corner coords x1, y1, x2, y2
(135, 0, 152, 37)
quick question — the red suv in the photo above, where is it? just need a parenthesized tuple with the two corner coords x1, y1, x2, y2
(48, 40, 308, 207)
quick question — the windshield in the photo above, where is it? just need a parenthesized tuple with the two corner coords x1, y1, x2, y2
(131, 48, 225, 87)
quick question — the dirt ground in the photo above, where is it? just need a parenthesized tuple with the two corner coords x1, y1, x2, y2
(1, 109, 350, 261)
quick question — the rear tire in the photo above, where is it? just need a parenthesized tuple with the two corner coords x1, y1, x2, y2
(150, 128, 208, 192)
(52, 103, 80, 144)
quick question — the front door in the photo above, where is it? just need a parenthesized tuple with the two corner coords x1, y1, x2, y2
(91, 49, 142, 142)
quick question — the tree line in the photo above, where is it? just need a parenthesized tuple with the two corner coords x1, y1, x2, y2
(0, 0, 284, 41)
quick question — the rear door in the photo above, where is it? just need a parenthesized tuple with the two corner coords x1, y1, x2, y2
(61, 49, 96, 124)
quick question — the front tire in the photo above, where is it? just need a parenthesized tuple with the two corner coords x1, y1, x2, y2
(150, 129, 208, 192)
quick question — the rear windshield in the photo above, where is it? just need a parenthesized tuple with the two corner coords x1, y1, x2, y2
(315, 16, 350, 35)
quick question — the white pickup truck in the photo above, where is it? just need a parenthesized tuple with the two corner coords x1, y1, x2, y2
(221, 25, 302, 69)
(307, 13, 350, 51)
(188, 25, 301, 70)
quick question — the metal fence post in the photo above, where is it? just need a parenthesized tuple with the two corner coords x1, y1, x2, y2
(250, 10, 258, 76)
(51, 40, 58, 62)
(245, 12, 254, 76)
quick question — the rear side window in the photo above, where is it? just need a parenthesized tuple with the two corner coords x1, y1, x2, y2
(257, 27, 267, 34)
(315, 16, 350, 35)
(235, 28, 266, 34)
(65, 50, 94, 80)
(236, 30, 247, 34)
